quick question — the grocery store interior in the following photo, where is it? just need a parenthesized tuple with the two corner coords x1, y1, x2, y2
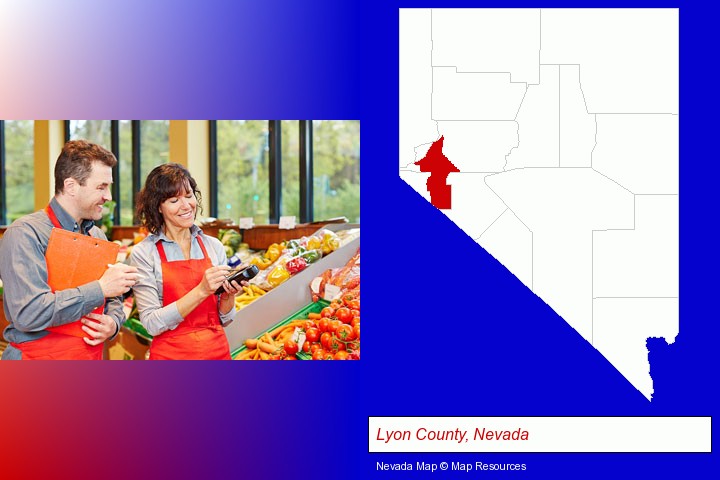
(0, 120, 360, 360)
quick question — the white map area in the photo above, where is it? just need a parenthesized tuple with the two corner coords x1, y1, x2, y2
(399, 9, 678, 400)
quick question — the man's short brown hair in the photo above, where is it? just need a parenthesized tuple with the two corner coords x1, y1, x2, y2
(54, 140, 117, 194)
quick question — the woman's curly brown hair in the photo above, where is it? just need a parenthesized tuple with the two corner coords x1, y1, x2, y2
(136, 163, 203, 234)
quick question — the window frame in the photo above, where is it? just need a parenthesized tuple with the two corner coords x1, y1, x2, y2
(209, 120, 318, 225)
(0, 120, 6, 226)
(268, 120, 282, 224)
(2, 120, 357, 227)
(63, 120, 155, 226)
(299, 120, 313, 223)
(0, 120, 35, 226)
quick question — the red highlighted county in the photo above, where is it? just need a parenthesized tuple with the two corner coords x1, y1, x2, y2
(414, 136, 460, 209)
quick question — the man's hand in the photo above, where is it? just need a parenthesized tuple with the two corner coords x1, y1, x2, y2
(81, 312, 118, 345)
(99, 264, 139, 297)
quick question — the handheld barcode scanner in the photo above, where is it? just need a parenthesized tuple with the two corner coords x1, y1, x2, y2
(215, 264, 259, 295)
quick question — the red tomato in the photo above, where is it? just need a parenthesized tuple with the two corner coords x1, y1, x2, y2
(350, 309, 360, 318)
(312, 350, 325, 360)
(351, 317, 360, 327)
(284, 340, 299, 356)
(329, 320, 341, 334)
(303, 320, 315, 330)
(305, 328, 320, 343)
(345, 341, 359, 357)
(329, 336, 346, 353)
(320, 307, 335, 318)
(302, 341, 312, 353)
(336, 324, 353, 341)
(323, 351, 335, 360)
(353, 324, 360, 340)
(347, 300, 360, 311)
(334, 350, 349, 360)
(320, 332, 333, 350)
(318, 318, 330, 333)
(335, 307, 352, 324)
(284, 356, 297, 360)
(310, 343, 322, 354)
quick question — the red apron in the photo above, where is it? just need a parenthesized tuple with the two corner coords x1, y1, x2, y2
(149, 236, 231, 360)
(10, 205, 104, 360)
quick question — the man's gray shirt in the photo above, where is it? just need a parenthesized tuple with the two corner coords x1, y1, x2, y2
(0, 198, 124, 359)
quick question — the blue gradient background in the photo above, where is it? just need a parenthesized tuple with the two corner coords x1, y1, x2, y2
(0, 0, 717, 479)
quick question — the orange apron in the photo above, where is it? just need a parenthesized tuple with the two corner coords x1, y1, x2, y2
(149, 236, 231, 360)
(10, 205, 104, 360)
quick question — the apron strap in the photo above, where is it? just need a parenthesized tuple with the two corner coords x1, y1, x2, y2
(156, 240, 169, 262)
(44, 204, 63, 229)
(196, 236, 210, 260)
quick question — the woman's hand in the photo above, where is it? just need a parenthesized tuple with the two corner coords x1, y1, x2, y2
(217, 265, 250, 315)
(216, 263, 249, 298)
(218, 277, 249, 300)
(199, 265, 231, 297)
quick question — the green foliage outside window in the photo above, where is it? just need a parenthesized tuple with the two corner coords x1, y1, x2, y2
(216, 121, 270, 224)
(2, 120, 360, 227)
(3, 120, 34, 224)
(313, 120, 360, 223)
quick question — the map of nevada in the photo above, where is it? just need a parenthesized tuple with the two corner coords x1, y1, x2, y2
(399, 8, 678, 400)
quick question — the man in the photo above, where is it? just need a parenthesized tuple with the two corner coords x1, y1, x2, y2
(0, 140, 139, 360)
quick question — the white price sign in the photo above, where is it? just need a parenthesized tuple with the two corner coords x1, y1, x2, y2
(278, 215, 296, 230)
(239, 217, 254, 229)
(323, 284, 341, 301)
(291, 327, 307, 351)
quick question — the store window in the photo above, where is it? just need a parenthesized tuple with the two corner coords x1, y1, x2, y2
(0, 120, 34, 225)
(212, 120, 361, 226)
(118, 120, 134, 225)
(68, 120, 111, 147)
(281, 120, 300, 219)
(216, 120, 270, 224)
(313, 120, 360, 223)
(65, 120, 168, 225)
(140, 120, 169, 184)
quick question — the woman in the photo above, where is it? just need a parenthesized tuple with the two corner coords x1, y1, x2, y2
(130, 163, 243, 360)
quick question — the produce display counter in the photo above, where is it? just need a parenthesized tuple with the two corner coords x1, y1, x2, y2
(106, 327, 151, 360)
(223, 223, 359, 352)
(0, 222, 358, 360)
(0, 297, 8, 355)
(123, 317, 152, 341)
(110, 218, 348, 250)
(0, 298, 8, 334)
(231, 300, 329, 359)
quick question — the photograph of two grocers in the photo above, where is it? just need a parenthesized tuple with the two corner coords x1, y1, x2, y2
(0, 120, 360, 360)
